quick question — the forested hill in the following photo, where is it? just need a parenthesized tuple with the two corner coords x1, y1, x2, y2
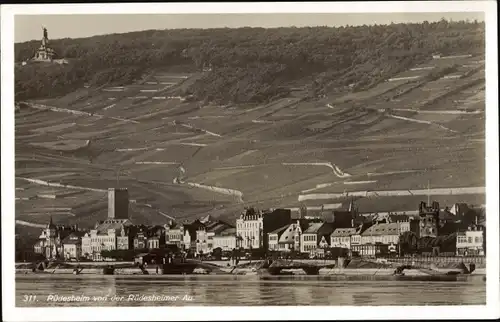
(15, 19, 485, 104)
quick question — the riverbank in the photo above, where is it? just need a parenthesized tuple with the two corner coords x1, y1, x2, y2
(16, 257, 486, 270)
(224, 267, 486, 276)
(15, 267, 486, 276)
(201, 258, 486, 269)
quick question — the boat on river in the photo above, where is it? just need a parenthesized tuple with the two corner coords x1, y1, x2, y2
(102, 266, 115, 275)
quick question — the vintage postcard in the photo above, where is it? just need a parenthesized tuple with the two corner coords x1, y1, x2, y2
(1, 1, 499, 321)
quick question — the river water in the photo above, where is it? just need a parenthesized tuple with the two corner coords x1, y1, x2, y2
(16, 275, 485, 306)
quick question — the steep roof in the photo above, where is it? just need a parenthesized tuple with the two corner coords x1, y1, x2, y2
(439, 210, 460, 222)
(241, 207, 261, 220)
(57, 228, 80, 240)
(304, 222, 323, 234)
(95, 219, 132, 235)
(217, 227, 236, 236)
(331, 228, 357, 237)
(354, 214, 375, 226)
(290, 218, 317, 232)
(278, 224, 297, 244)
(361, 223, 400, 236)
(269, 224, 289, 235)
(206, 222, 230, 234)
(62, 231, 85, 244)
(317, 222, 337, 236)
(200, 214, 212, 223)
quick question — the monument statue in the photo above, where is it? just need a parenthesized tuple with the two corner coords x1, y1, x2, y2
(41, 27, 48, 46)
(32, 26, 56, 62)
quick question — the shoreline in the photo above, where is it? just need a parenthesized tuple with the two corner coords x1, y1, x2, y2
(15, 267, 486, 276)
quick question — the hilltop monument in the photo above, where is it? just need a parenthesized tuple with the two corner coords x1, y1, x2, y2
(32, 27, 56, 62)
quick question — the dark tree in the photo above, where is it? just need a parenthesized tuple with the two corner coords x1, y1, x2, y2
(399, 231, 418, 255)
(212, 247, 223, 260)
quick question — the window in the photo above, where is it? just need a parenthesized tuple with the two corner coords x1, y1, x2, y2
(468, 237, 472, 243)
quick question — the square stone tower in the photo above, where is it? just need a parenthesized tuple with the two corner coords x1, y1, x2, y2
(108, 188, 129, 220)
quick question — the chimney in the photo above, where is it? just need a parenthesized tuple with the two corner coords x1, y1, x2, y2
(351, 218, 354, 228)
(475, 216, 478, 226)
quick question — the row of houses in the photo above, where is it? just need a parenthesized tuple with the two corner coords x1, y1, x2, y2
(32, 189, 355, 260)
(266, 215, 412, 257)
(268, 216, 484, 257)
(33, 210, 485, 261)
(32, 188, 486, 261)
(34, 214, 237, 261)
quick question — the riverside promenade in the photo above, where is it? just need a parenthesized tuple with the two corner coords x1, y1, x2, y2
(15, 256, 486, 276)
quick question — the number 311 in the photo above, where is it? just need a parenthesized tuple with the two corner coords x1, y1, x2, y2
(23, 295, 37, 302)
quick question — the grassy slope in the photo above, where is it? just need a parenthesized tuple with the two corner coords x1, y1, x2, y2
(15, 22, 485, 240)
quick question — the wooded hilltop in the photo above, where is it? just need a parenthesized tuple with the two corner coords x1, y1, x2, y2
(15, 19, 485, 104)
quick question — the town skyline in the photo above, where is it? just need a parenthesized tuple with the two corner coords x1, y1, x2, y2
(26, 185, 486, 263)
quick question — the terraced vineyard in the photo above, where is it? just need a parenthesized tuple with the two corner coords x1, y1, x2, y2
(15, 53, 485, 231)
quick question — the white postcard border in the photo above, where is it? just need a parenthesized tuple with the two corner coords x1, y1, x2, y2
(2, 1, 498, 321)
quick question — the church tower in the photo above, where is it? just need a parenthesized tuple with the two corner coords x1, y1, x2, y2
(46, 215, 56, 237)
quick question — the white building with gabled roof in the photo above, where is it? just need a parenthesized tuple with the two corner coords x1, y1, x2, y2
(300, 222, 323, 253)
(330, 227, 357, 249)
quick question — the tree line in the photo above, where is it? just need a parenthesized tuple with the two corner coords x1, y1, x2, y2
(15, 19, 485, 104)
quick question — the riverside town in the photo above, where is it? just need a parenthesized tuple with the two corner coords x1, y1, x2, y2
(11, 13, 489, 309)
(16, 187, 486, 276)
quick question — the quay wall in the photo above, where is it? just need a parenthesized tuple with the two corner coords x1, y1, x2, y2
(16, 267, 485, 276)
(204, 257, 486, 269)
(383, 256, 485, 268)
(15, 267, 158, 275)
(16, 256, 485, 268)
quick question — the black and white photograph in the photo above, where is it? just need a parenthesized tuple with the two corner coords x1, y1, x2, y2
(1, 1, 499, 321)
